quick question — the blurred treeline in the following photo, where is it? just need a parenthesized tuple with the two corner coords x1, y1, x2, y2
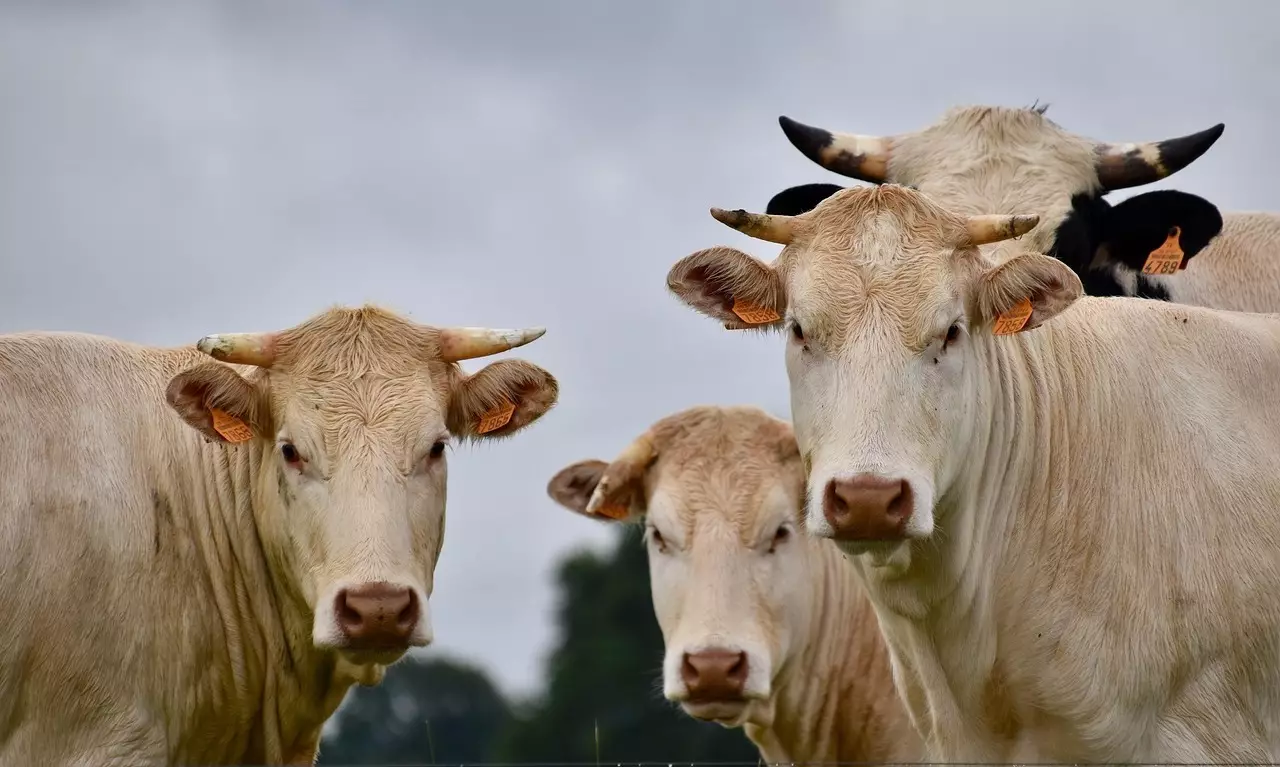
(317, 525, 759, 764)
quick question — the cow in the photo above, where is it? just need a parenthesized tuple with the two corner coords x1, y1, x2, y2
(664, 184, 1280, 763)
(0, 305, 559, 766)
(765, 104, 1280, 311)
(546, 405, 920, 764)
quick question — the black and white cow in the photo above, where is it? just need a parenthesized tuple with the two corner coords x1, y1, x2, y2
(766, 105, 1280, 310)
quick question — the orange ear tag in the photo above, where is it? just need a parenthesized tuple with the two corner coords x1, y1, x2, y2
(476, 400, 516, 434)
(594, 502, 630, 520)
(730, 297, 781, 325)
(210, 408, 253, 443)
(993, 298, 1033, 336)
(1142, 226, 1184, 276)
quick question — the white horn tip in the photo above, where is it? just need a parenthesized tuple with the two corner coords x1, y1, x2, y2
(506, 327, 546, 347)
(196, 335, 225, 356)
(584, 485, 605, 515)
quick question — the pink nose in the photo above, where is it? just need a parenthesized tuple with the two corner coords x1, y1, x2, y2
(823, 474, 913, 540)
(681, 649, 748, 702)
(335, 582, 419, 650)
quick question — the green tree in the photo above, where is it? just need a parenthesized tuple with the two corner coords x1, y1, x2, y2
(495, 525, 760, 762)
(317, 654, 512, 765)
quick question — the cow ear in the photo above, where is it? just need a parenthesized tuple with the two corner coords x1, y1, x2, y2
(667, 246, 786, 331)
(975, 253, 1083, 333)
(766, 183, 846, 216)
(547, 459, 642, 523)
(1095, 190, 1224, 272)
(165, 362, 268, 444)
(448, 359, 559, 441)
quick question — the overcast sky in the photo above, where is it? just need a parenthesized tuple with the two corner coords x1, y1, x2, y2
(2, 0, 1277, 697)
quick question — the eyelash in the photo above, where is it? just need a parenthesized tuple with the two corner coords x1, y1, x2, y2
(648, 526, 668, 553)
(944, 323, 961, 348)
(932, 323, 963, 365)
(767, 525, 790, 554)
(790, 321, 807, 349)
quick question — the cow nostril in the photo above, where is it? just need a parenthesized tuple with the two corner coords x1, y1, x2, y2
(336, 590, 362, 629)
(396, 590, 420, 632)
(727, 652, 747, 682)
(887, 479, 912, 520)
(824, 481, 850, 521)
(681, 654, 700, 686)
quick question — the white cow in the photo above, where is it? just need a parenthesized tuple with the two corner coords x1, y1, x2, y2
(547, 405, 920, 764)
(768, 104, 1280, 311)
(666, 184, 1280, 763)
(0, 305, 558, 766)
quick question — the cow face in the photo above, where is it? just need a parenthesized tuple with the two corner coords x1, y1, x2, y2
(667, 186, 1081, 557)
(165, 306, 558, 665)
(547, 406, 812, 729)
(769, 106, 1225, 298)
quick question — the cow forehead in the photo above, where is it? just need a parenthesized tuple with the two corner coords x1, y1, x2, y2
(888, 106, 1100, 219)
(273, 372, 447, 456)
(783, 187, 971, 346)
(641, 407, 803, 538)
(272, 305, 444, 377)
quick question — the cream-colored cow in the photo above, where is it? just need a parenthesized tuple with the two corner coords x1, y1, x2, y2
(666, 184, 1280, 763)
(768, 105, 1280, 311)
(0, 305, 558, 766)
(547, 405, 920, 764)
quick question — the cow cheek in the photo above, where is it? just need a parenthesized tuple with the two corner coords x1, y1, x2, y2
(647, 555, 685, 640)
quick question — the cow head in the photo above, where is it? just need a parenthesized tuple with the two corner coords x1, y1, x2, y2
(667, 186, 1082, 557)
(546, 406, 811, 729)
(165, 306, 558, 666)
(769, 106, 1225, 297)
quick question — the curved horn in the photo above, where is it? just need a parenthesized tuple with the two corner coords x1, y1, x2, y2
(1094, 123, 1224, 192)
(584, 428, 659, 516)
(196, 332, 278, 367)
(710, 207, 797, 245)
(437, 326, 546, 363)
(964, 214, 1040, 247)
(778, 115, 891, 183)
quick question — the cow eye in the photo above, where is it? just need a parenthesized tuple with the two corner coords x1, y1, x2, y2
(768, 524, 791, 554)
(428, 441, 447, 460)
(790, 321, 805, 344)
(648, 526, 668, 553)
(280, 443, 302, 464)
(943, 323, 961, 349)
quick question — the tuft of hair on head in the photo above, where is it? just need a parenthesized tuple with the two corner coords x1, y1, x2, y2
(1027, 99, 1051, 116)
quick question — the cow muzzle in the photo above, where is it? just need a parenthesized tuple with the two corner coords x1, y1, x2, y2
(822, 474, 913, 541)
(315, 580, 431, 662)
(675, 648, 759, 724)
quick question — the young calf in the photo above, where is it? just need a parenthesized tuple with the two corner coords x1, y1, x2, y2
(547, 405, 921, 764)
(666, 184, 1280, 763)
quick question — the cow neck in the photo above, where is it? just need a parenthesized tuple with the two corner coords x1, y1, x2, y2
(172, 438, 350, 764)
(754, 539, 921, 764)
(847, 324, 1068, 760)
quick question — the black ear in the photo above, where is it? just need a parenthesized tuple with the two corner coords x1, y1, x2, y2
(1095, 190, 1224, 271)
(765, 183, 846, 216)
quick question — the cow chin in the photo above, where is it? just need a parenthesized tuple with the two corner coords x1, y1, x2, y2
(662, 641, 772, 729)
(679, 699, 755, 728)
